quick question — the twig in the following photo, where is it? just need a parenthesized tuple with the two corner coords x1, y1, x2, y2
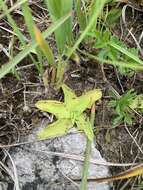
(124, 124, 143, 154)
(0, 139, 137, 167)
(34, 149, 136, 167)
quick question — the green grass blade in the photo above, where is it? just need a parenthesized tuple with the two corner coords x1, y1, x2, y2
(21, 1, 35, 40)
(67, 0, 107, 58)
(0, 0, 28, 20)
(0, 0, 26, 44)
(0, 0, 44, 74)
(45, 0, 73, 54)
(0, 13, 71, 79)
(109, 42, 143, 65)
(79, 50, 143, 71)
(21, 1, 45, 74)
(75, 0, 87, 31)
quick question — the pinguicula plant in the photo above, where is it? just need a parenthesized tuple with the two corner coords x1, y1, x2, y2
(36, 84, 102, 140)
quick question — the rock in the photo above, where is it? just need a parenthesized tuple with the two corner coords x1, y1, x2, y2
(1, 121, 110, 190)
(0, 183, 8, 190)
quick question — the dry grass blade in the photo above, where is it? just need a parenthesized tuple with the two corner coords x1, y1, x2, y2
(34, 26, 55, 66)
(4, 149, 20, 190)
(0, 142, 136, 167)
(33, 150, 136, 167)
(0, 160, 14, 181)
(74, 163, 143, 183)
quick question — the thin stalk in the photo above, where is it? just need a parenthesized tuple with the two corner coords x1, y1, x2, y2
(56, 56, 66, 86)
(80, 104, 95, 190)
(79, 49, 143, 71)
(109, 42, 143, 65)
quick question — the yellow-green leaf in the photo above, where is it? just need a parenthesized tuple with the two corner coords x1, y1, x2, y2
(82, 89, 102, 108)
(76, 115, 94, 141)
(38, 119, 73, 139)
(69, 89, 102, 113)
(35, 100, 70, 119)
(62, 84, 77, 104)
